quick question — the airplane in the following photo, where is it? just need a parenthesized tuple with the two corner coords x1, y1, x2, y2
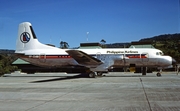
(15, 22, 176, 78)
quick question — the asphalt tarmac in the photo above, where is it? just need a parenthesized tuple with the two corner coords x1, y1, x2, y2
(0, 72, 180, 111)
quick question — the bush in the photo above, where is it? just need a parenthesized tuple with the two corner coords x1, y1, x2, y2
(0, 54, 18, 76)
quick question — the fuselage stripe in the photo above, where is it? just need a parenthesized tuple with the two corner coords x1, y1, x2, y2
(19, 54, 147, 59)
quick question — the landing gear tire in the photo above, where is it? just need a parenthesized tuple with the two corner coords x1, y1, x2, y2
(89, 72, 96, 78)
(156, 72, 161, 77)
(97, 72, 103, 76)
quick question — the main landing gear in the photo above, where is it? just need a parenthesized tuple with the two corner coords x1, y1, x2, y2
(87, 71, 104, 78)
(88, 71, 96, 78)
(85, 69, 96, 78)
(97, 72, 103, 76)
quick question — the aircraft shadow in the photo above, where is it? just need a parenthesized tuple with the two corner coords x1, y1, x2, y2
(103, 75, 156, 77)
(3, 75, 68, 77)
(30, 74, 157, 83)
(103, 73, 157, 77)
(30, 74, 86, 83)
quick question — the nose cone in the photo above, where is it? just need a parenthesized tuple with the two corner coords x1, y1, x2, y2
(172, 58, 176, 65)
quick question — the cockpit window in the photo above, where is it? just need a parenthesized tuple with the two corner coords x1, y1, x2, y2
(156, 52, 164, 56)
(159, 52, 164, 55)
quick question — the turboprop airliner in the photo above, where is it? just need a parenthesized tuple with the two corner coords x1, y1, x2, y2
(15, 22, 176, 77)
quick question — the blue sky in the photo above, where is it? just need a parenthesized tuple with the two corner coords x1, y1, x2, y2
(0, 0, 179, 49)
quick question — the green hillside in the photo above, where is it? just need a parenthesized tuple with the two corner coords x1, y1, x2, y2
(139, 33, 180, 63)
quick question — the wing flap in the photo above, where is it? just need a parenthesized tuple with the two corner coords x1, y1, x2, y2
(66, 50, 103, 66)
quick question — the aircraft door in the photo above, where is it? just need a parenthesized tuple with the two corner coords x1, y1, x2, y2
(141, 53, 149, 62)
(39, 53, 46, 63)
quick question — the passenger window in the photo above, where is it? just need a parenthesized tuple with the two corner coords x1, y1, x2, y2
(156, 52, 159, 55)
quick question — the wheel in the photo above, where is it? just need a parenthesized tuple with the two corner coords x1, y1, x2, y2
(156, 73, 161, 77)
(97, 72, 103, 76)
(89, 72, 96, 78)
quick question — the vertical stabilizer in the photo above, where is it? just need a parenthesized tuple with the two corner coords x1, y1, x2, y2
(16, 22, 38, 53)
(15, 22, 53, 53)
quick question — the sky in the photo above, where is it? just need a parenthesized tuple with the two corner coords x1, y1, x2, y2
(0, 0, 179, 49)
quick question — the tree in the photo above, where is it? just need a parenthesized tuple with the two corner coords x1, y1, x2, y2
(0, 54, 18, 76)
(60, 41, 69, 49)
(100, 39, 106, 44)
(100, 39, 106, 48)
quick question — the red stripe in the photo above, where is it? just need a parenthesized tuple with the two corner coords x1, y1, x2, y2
(126, 55, 147, 58)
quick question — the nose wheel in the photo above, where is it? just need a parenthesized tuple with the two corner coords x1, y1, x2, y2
(156, 72, 161, 77)
(156, 69, 162, 77)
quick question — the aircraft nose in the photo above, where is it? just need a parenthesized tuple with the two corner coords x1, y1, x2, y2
(172, 58, 176, 65)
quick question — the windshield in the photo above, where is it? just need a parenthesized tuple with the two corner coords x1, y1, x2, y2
(156, 52, 164, 56)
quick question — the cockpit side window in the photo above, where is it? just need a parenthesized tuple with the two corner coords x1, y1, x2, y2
(159, 52, 164, 55)
(156, 52, 164, 56)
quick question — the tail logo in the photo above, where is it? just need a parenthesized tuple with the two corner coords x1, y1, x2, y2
(20, 32, 31, 43)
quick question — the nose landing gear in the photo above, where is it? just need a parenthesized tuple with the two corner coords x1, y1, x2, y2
(156, 72, 161, 77)
(156, 69, 162, 77)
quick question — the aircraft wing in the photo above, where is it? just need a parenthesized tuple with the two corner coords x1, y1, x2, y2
(66, 50, 103, 66)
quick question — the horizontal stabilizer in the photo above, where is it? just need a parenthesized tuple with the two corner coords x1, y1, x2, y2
(66, 50, 103, 66)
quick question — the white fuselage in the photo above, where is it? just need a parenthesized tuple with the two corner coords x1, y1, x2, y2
(19, 48, 172, 69)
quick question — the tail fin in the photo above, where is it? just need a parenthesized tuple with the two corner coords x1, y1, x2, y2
(15, 22, 53, 53)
